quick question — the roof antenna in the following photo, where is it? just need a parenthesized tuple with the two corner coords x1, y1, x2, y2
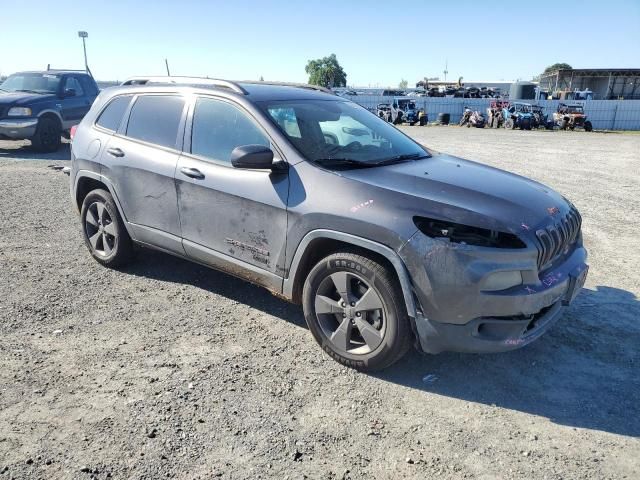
(165, 59, 171, 76)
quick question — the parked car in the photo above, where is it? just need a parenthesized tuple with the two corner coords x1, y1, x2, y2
(70, 79, 588, 371)
(0, 70, 99, 151)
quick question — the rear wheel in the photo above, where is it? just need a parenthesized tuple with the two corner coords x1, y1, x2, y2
(584, 121, 593, 132)
(80, 189, 133, 268)
(302, 252, 412, 371)
(504, 118, 514, 129)
(31, 117, 61, 152)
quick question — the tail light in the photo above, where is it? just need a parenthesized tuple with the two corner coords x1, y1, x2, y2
(70, 125, 78, 141)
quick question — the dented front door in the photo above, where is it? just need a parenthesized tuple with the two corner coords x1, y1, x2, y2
(175, 95, 289, 281)
(175, 154, 289, 277)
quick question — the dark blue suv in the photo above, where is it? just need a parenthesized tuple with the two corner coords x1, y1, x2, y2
(0, 70, 99, 152)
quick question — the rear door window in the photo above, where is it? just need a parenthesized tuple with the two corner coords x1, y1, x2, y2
(95, 95, 132, 132)
(126, 95, 185, 149)
(191, 97, 269, 164)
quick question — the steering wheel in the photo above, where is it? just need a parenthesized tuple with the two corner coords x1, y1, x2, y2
(344, 141, 363, 151)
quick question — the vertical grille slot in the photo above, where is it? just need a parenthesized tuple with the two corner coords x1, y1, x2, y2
(535, 208, 582, 271)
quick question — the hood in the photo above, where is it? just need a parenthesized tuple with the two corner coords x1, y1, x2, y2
(340, 153, 570, 234)
(0, 91, 57, 107)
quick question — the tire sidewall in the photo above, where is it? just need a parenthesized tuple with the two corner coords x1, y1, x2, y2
(32, 118, 61, 153)
(302, 254, 405, 370)
(80, 189, 129, 267)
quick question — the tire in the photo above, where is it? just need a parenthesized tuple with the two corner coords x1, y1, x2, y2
(302, 251, 412, 371)
(409, 122, 415, 126)
(560, 120, 568, 130)
(80, 189, 133, 268)
(584, 121, 593, 132)
(521, 118, 531, 130)
(31, 117, 61, 153)
(504, 118, 514, 129)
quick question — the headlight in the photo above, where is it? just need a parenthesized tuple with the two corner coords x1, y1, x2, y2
(413, 216, 526, 249)
(482, 271, 523, 291)
(7, 107, 32, 117)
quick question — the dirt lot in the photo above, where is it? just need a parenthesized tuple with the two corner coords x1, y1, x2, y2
(1, 128, 639, 480)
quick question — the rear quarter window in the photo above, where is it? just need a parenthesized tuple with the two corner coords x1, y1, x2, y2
(95, 95, 133, 132)
(126, 95, 185, 149)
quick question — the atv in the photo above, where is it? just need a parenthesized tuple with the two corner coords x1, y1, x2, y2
(553, 103, 593, 131)
(487, 100, 509, 128)
(378, 98, 427, 125)
(503, 102, 534, 130)
(531, 105, 554, 130)
(459, 106, 485, 128)
(377, 103, 392, 122)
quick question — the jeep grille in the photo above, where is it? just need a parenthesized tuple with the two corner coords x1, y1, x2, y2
(535, 208, 582, 270)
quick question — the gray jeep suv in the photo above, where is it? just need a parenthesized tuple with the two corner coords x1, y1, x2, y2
(70, 78, 588, 371)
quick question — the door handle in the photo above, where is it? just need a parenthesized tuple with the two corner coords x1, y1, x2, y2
(180, 167, 205, 180)
(107, 147, 125, 158)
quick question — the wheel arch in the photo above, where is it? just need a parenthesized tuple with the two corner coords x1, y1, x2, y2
(284, 230, 417, 321)
(36, 110, 63, 129)
(74, 171, 134, 238)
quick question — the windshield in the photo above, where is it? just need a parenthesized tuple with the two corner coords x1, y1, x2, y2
(260, 100, 429, 166)
(0, 73, 61, 94)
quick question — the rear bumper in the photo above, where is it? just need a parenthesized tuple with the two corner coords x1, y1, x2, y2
(0, 118, 38, 139)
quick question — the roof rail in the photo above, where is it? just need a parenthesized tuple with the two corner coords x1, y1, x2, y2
(119, 76, 336, 96)
(120, 76, 248, 94)
(241, 80, 335, 95)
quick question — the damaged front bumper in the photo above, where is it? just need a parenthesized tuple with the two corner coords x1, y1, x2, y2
(399, 231, 588, 354)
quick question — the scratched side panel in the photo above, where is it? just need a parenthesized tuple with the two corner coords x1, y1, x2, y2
(176, 154, 289, 277)
(100, 136, 182, 237)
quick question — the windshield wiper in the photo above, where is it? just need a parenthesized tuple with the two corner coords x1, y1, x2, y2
(16, 89, 43, 94)
(312, 158, 375, 168)
(372, 152, 430, 166)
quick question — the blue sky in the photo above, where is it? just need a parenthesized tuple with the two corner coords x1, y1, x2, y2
(2, 0, 638, 86)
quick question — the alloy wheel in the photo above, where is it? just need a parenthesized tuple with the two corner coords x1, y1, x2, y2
(85, 201, 118, 257)
(314, 271, 386, 355)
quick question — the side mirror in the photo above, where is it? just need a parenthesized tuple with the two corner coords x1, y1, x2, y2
(63, 88, 76, 98)
(231, 145, 274, 170)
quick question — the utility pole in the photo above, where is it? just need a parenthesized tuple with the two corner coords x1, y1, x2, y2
(443, 59, 448, 82)
(165, 59, 171, 76)
(77, 31, 92, 77)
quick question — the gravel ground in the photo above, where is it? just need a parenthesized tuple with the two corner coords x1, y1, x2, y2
(1, 128, 639, 480)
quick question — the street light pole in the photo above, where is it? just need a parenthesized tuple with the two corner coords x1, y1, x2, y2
(77, 31, 92, 77)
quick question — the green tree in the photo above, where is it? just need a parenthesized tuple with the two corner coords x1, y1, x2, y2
(398, 78, 408, 89)
(305, 54, 347, 88)
(543, 63, 572, 73)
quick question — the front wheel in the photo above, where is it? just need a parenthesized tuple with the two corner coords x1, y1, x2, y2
(302, 252, 413, 371)
(31, 117, 61, 152)
(504, 118, 514, 129)
(584, 121, 593, 132)
(80, 189, 133, 268)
